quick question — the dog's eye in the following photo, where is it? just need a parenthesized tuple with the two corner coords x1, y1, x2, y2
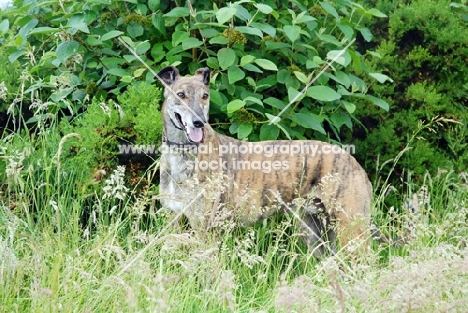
(202, 93, 209, 100)
(177, 92, 185, 99)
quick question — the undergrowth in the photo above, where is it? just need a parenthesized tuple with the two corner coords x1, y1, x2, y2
(1, 106, 468, 312)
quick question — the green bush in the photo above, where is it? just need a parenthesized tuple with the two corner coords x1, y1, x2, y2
(1, 0, 390, 143)
(0, 83, 163, 219)
(59, 82, 163, 192)
(350, 0, 468, 182)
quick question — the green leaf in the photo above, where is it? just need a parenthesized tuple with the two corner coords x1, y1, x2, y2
(151, 43, 165, 62)
(244, 96, 263, 106)
(210, 89, 224, 107)
(164, 7, 190, 18)
(277, 123, 292, 140)
(148, 0, 160, 11)
(260, 123, 279, 140)
(9, 49, 24, 63)
(367, 8, 387, 18)
(218, 48, 236, 70)
(228, 66, 245, 84)
(67, 14, 89, 34)
(327, 50, 351, 67)
(18, 18, 38, 38)
(242, 63, 263, 73)
(337, 21, 354, 41)
(283, 25, 301, 42)
(320, 1, 339, 20)
(254, 59, 277, 71)
(307, 86, 341, 102)
(342, 101, 356, 114)
(293, 71, 309, 84)
(289, 113, 325, 134)
(209, 36, 228, 45)
(264, 41, 290, 50)
(333, 71, 351, 88)
(357, 27, 373, 42)
(101, 30, 124, 41)
(235, 26, 263, 38)
(135, 41, 151, 54)
(317, 34, 341, 46)
(287, 87, 305, 103)
(255, 3, 273, 14)
(29, 27, 60, 35)
(235, 5, 251, 21)
(108, 68, 131, 77)
(240, 55, 255, 66)
(182, 37, 203, 50)
(172, 31, 190, 47)
(0, 19, 9, 33)
(265, 113, 280, 124)
(55, 40, 79, 64)
(152, 13, 166, 36)
(127, 22, 144, 38)
(264, 97, 286, 110)
(102, 57, 126, 68)
(369, 73, 394, 83)
(206, 57, 219, 69)
(250, 22, 276, 37)
(137, 4, 147, 14)
(365, 95, 389, 111)
(216, 7, 237, 25)
(121, 76, 133, 83)
(133, 68, 146, 78)
(330, 112, 346, 129)
(295, 13, 316, 24)
(227, 99, 245, 114)
(237, 123, 253, 139)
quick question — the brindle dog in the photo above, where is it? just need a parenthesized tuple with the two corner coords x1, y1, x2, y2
(157, 66, 373, 257)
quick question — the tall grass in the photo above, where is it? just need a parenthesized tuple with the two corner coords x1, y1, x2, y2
(1, 115, 468, 312)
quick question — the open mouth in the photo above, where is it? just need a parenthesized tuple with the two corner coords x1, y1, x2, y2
(175, 113, 205, 143)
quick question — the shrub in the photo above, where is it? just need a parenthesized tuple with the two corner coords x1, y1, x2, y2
(350, 0, 468, 182)
(1, 0, 390, 143)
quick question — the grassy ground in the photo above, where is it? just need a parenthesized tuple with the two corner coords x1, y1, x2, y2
(1, 120, 468, 312)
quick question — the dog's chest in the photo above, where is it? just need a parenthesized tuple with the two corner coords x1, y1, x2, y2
(159, 149, 197, 211)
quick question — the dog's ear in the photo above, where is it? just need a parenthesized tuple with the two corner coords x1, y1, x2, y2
(195, 67, 210, 85)
(156, 66, 179, 86)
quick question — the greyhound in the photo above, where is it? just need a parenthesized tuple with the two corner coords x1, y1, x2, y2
(156, 66, 374, 257)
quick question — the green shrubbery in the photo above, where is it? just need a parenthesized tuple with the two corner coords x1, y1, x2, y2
(352, 0, 468, 182)
(1, 0, 390, 143)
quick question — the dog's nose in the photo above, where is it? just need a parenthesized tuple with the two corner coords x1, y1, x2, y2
(193, 120, 205, 128)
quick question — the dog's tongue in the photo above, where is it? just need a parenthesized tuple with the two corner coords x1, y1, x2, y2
(187, 126, 204, 142)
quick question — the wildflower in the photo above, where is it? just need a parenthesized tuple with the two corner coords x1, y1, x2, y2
(113, 101, 125, 119)
(0, 81, 7, 101)
(275, 275, 319, 311)
(234, 229, 266, 269)
(102, 165, 129, 200)
(99, 101, 112, 117)
(216, 270, 236, 311)
(5, 149, 26, 184)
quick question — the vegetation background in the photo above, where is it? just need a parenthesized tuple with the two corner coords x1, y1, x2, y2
(0, 0, 467, 311)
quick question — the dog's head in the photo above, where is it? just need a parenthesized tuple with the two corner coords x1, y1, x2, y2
(157, 66, 210, 143)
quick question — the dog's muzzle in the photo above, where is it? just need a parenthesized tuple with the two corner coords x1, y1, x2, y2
(174, 113, 206, 143)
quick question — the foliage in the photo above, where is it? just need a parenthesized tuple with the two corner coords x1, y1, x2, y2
(350, 0, 468, 182)
(1, 0, 390, 142)
(0, 83, 162, 223)
(59, 82, 163, 193)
